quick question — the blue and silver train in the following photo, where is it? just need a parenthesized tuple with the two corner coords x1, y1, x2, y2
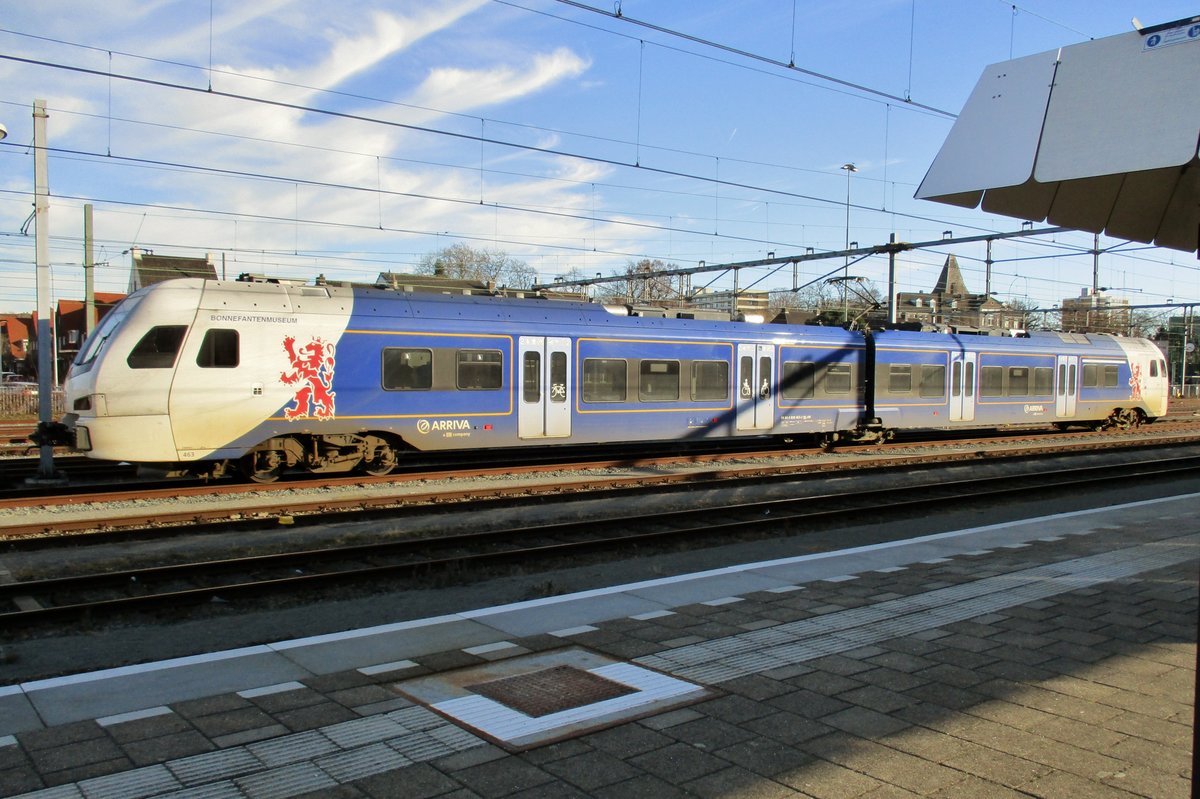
(60, 277, 1170, 481)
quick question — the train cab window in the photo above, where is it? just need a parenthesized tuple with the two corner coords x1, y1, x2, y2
(888, 365, 912, 394)
(1149, 360, 1159, 378)
(383, 348, 432, 390)
(583, 358, 627, 402)
(781, 361, 816, 399)
(1008, 367, 1029, 396)
(919, 365, 946, 398)
(456, 350, 503, 390)
(639, 360, 680, 401)
(981, 366, 1004, 397)
(1034, 367, 1053, 395)
(522, 351, 541, 402)
(691, 360, 729, 401)
(823, 363, 852, 394)
(196, 329, 239, 368)
(127, 325, 187, 369)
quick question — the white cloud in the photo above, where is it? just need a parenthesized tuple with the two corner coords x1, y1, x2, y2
(407, 48, 590, 113)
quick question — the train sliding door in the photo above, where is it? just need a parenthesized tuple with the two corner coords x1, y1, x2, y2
(518, 336, 571, 439)
(950, 351, 976, 422)
(736, 343, 775, 431)
(1055, 354, 1078, 418)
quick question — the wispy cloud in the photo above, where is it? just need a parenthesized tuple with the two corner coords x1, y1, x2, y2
(406, 47, 590, 114)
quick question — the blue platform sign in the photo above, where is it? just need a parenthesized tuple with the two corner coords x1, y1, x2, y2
(1143, 22, 1200, 51)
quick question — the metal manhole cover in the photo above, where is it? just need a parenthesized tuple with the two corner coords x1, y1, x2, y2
(394, 647, 714, 751)
(467, 665, 637, 717)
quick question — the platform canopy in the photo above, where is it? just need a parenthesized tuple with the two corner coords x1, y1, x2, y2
(915, 16, 1200, 253)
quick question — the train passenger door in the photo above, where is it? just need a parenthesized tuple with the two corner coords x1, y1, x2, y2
(736, 344, 775, 431)
(518, 336, 571, 438)
(949, 351, 976, 422)
(1055, 355, 1078, 418)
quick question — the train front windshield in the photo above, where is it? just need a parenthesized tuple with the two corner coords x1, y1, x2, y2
(70, 296, 142, 375)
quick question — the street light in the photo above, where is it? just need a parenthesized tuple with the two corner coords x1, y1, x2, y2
(840, 163, 857, 320)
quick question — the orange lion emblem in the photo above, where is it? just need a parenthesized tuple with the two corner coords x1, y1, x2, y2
(280, 335, 336, 419)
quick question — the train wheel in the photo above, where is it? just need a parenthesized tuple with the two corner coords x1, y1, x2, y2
(238, 449, 285, 483)
(361, 435, 399, 476)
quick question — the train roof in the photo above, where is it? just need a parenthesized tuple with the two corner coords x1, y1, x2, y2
(135, 277, 865, 341)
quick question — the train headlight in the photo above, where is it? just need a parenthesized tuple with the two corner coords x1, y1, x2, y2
(74, 425, 92, 451)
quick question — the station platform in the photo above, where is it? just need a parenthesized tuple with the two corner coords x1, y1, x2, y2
(0, 493, 1196, 798)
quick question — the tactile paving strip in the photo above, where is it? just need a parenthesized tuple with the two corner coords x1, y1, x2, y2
(395, 648, 712, 751)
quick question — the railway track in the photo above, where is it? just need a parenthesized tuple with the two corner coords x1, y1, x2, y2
(2, 445, 1198, 629)
(3, 422, 1200, 542)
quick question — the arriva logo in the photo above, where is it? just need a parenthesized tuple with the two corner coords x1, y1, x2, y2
(1023, 404, 1046, 414)
(416, 419, 472, 434)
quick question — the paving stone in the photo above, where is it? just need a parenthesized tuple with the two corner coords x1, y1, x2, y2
(451, 755, 556, 797)
(0, 764, 45, 796)
(681, 764, 796, 799)
(776, 755, 884, 798)
(25, 736, 128, 775)
(355, 762, 465, 799)
(540, 749, 640, 791)
(17, 721, 105, 752)
(742, 710, 833, 745)
(187, 706, 279, 739)
(120, 730, 215, 767)
(713, 735, 814, 778)
(628, 740, 727, 783)
(274, 701, 360, 733)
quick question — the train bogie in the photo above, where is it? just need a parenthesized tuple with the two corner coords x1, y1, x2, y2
(60, 278, 1169, 481)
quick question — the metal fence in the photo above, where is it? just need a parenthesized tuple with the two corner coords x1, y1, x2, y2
(0, 388, 64, 420)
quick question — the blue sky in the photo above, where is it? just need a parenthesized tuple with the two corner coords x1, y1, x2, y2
(0, 1, 1197, 315)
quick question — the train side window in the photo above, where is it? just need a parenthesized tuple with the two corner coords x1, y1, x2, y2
(550, 352, 567, 403)
(127, 325, 187, 369)
(823, 363, 852, 395)
(1082, 364, 1098, 388)
(691, 360, 729, 400)
(639, 360, 680, 401)
(888, 364, 912, 394)
(382, 348, 432, 390)
(781, 361, 815, 399)
(1008, 367, 1029, 396)
(1034, 367, 1053, 395)
(919, 364, 946, 398)
(196, 329, 239, 368)
(1103, 364, 1119, 387)
(522, 351, 541, 402)
(980, 366, 1004, 397)
(1149, 360, 1159, 378)
(583, 358, 627, 402)
(457, 350, 503, 390)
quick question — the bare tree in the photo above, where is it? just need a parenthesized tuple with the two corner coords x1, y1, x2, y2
(417, 243, 536, 289)
(595, 259, 687, 305)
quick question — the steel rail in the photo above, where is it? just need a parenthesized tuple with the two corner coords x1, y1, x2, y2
(2, 451, 1198, 627)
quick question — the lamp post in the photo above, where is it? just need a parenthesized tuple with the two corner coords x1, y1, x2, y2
(31, 99, 62, 483)
(840, 163, 857, 323)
